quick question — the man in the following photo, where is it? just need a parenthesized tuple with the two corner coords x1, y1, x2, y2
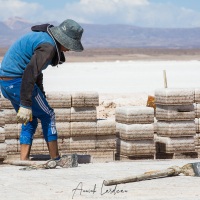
(0, 19, 84, 160)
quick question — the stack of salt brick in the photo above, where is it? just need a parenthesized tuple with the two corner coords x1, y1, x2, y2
(69, 92, 116, 163)
(155, 88, 197, 159)
(33, 91, 116, 163)
(0, 95, 6, 162)
(194, 88, 200, 157)
(0, 95, 48, 159)
(0, 92, 73, 159)
(0, 91, 116, 163)
(0, 96, 16, 160)
(115, 106, 155, 160)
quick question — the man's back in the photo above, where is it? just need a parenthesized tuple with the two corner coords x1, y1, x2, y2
(0, 31, 55, 77)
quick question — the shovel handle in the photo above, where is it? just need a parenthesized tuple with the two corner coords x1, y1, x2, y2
(163, 70, 168, 88)
(104, 166, 181, 186)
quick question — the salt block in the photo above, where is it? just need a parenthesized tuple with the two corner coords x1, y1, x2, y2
(115, 106, 154, 124)
(0, 127, 5, 143)
(67, 150, 88, 156)
(95, 135, 116, 149)
(195, 145, 200, 150)
(43, 143, 49, 151)
(56, 122, 70, 138)
(71, 92, 99, 107)
(195, 118, 200, 133)
(155, 136, 195, 153)
(4, 124, 21, 139)
(194, 134, 200, 146)
(97, 119, 116, 136)
(71, 122, 97, 137)
(195, 146, 200, 157)
(31, 138, 44, 151)
(71, 107, 97, 122)
(116, 123, 154, 140)
(195, 103, 200, 118)
(70, 136, 96, 150)
(195, 88, 200, 103)
(84, 92, 99, 107)
(54, 108, 71, 122)
(71, 92, 84, 107)
(155, 88, 194, 105)
(115, 154, 154, 161)
(116, 138, 155, 156)
(58, 138, 70, 151)
(5, 139, 18, 152)
(4, 109, 17, 124)
(88, 150, 114, 163)
(46, 92, 71, 108)
(156, 104, 195, 121)
(0, 97, 13, 109)
(0, 143, 7, 158)
(0, 111, 5, 126)
(155, 121, 196, 137)
(30, 151, 50, 156)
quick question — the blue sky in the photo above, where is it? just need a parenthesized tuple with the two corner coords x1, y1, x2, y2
(0, 0, 200, 28)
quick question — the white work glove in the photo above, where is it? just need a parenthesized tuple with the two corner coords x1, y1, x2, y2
(17, 107, 32, 125)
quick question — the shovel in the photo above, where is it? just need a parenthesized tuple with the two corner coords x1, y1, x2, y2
(103, 162, 200, 186)
(3, 154, 78, 170)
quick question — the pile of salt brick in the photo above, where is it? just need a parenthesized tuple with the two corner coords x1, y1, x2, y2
(0, 96, 17, 162)
(154, 88, 197, 159)
(0, 98, 6, 162)
(194, 88, 200, 157)
(115, 106, 155, 160)
(0, 92, 116, 163)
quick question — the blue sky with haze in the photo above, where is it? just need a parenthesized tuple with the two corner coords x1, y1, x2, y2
(0, 0, 200, 28)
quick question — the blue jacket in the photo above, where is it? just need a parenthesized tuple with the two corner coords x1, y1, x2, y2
(0, 32, 55, 77)
(0, 24, 65, 107)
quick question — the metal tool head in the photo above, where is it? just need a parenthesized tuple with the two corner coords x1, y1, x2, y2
(190, 162, 200, 176)
(181, 162, 200, 177)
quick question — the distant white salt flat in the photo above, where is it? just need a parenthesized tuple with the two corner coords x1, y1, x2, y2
(43, 60, 200, 94)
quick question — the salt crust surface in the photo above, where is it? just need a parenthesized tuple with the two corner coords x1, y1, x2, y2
(2, 60, 200, 120)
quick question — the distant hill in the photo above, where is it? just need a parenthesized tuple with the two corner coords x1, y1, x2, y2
(1, 17, 200, 49)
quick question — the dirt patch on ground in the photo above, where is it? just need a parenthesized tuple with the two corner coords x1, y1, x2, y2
(1, 48, 200, 62)
(66, 48, 200, 62)
(97, 93, 149, 119)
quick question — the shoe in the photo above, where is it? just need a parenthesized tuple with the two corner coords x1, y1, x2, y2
(56, 154, 78, 168)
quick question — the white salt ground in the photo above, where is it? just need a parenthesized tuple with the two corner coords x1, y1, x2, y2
(43, 60, 200, 94)
(43, 60, 200, 118)
(1, 60, 200, 200)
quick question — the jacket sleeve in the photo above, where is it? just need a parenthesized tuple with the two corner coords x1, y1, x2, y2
(36, 72, 46, 98)
(20, 43, 56, 108)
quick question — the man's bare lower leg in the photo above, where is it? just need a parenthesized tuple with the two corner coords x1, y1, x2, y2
(47, 140, 59, 159)
(20, 144, 31, 160)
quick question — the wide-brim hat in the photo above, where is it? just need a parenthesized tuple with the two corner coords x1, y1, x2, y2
(50, 19, 84, 52)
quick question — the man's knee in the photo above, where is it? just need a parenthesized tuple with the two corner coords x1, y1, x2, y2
(20, 134, 33, 145)
(45, 135, 58, 142)
(40, 111, 57, 142)
(20, 119, 38, 145)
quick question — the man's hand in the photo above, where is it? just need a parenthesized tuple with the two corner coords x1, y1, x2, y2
(17, 107, 32, 125)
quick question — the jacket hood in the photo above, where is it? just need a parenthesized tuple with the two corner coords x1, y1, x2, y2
(31, 24, 53, 32)
(31, 24, 65, 66)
